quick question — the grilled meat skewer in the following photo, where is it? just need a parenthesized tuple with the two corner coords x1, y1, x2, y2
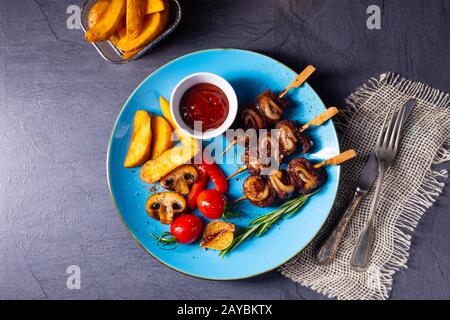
(238, 150, 357, 208)
(223, 66, 317, 155)
(224, 106, 337, 158)
(227, 127, 312, 180)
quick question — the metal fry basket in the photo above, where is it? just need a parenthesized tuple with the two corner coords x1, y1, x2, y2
(80, 0, 182, 64)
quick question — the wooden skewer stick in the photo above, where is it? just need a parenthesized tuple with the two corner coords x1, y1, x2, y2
(234, 150, 357, 205)
(313, 149, 357, 169)
(226, 165, 248, 180)
(232, 196, 247, 204)
(223, 106, 337, 156)
(299, 107, 339, 133)
(222, 139, 237, 155)
(227, 149, 357, 180)
(279, 65, 316, 99)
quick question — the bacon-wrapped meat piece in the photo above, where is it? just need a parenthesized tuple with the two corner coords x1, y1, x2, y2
(224, 106, 260, 151)
(243, 175, 276, 208)
(275, 120, 313, 157)
(268, 170, 295, 200)
(287, 158, 327, 194)
(242, 132, 281, 175)
(243, 149, 277, 176)
(275, 120, 298, 156)
(256, 90, 289, 125)
(241, 106, 267, 130)
(297, 133, 313, 154)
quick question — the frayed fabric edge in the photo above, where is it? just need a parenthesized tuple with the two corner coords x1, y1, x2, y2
(279, 72, 450, 300)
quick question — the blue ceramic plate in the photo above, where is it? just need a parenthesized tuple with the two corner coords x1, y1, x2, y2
(107, 49, 340, 280)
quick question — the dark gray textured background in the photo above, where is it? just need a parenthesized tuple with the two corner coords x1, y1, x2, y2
(0, 0, 449, 299)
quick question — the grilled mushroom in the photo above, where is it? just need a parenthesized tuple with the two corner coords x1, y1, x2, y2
(268, 170, 295, 199)
(243, 175, 276, 207)
(160, 165, 199, 195)
(256, 90, 288, 124)
(287, 158, 326, 194)
(146, 192, 186, 224)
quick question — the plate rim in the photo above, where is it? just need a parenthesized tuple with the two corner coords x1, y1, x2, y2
(106, 48, 341, 280)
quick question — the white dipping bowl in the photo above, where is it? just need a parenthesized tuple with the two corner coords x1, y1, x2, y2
(170, 72, 238, 140)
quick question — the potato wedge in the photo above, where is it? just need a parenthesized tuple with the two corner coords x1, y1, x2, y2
(150, 116, 173, 159)
(140, 96, 200, 183)
(200, 221, 235, 251)
(117, 23, 127, 38)
(88, 0, 110, 29)
(145, 0, 166, 15)
(86, 0, 126, 42)
(108, 19, 125, 46)
(116, 9, 168, 52)
(122, 48, 142, 60)
(159, 96, 197, 147)
(126, 0, 146, 39)
(124, 110, 152, 168)
(109, 34, 119, 46)
(140, 144, 198, 183)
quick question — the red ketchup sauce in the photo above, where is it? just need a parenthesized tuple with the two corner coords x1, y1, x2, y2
(180, 83, 229, 132)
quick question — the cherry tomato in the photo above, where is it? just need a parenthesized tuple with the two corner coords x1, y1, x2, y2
(170, 214, 203, 244)
(197, 189, 227, 219)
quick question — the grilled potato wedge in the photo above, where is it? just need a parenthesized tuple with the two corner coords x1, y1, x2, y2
(124, 110, 152, 168)
(140, 144, 198, 183)
(150, 116, 173, 159)
(140, 96, 200, 184)
(159, 96, 197, 147)
(88, 0, 110, 29)
(116, 8, 168, 52)
(145, 0, 166, 15)
(126, 0, 146, 39)
(86, 0, 126, 42)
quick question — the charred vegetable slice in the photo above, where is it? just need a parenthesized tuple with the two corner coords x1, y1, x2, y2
(146, 192, 186, 224)
(200, 221, 235, 251)
(160, 165, 199, 195)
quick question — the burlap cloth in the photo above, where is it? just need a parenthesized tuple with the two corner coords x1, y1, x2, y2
(279, 72, 450, 300)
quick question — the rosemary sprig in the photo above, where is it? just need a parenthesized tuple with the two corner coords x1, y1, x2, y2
(151, 232, 179, 250)
(219, 191, 319, 257)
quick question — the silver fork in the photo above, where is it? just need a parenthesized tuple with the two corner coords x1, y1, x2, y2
(350, 104, 407, 271)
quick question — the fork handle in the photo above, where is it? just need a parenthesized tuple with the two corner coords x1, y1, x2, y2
(317, 190, 365, 265)
(350, 161, 387, 271)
